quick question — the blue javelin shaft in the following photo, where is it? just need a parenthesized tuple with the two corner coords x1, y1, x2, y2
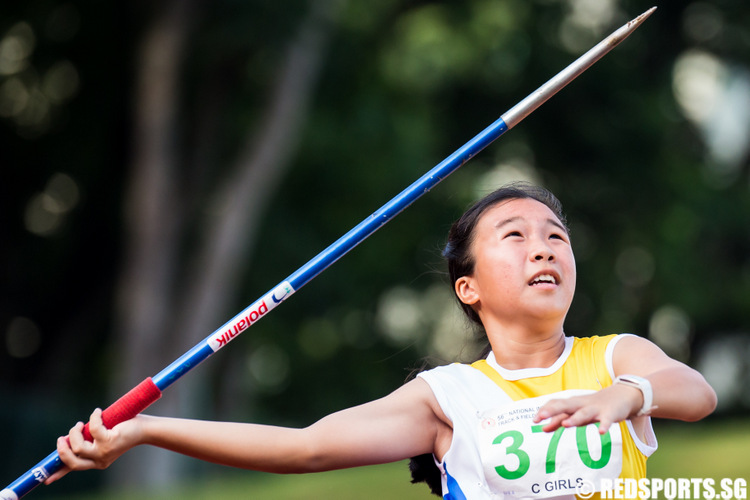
(1, 7, 655, 500)
(149, 111, 510, 391)
(151, 6, 655, 392)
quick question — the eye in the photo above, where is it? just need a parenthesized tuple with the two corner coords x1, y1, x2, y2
(549, 232, 568, 242)
(504, 231, 523, 238)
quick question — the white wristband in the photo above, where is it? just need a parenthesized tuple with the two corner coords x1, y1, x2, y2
(614, 374, 655, 416)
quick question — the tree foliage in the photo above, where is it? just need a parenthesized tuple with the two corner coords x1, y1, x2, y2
(1, 0, 749, 496)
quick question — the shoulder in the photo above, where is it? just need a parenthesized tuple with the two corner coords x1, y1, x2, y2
(418, 361, 475, 377)
(567, 334, 634, 385)
(604, 334, 669, 364)
(571, 333, 621, 349)
(571, 333, 636, 361)
(417, 362, 488, 389)
(416, 361, 512, 418)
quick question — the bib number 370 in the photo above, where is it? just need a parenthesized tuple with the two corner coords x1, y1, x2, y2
(494, 423, 612, 480)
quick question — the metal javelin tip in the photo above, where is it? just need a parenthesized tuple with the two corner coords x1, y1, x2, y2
(608, 6, 657, 47)
(501, 7, 657, 129)
(636, 7, 658, 25)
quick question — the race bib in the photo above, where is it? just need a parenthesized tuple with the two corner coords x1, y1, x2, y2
(478, 391, 623, 499)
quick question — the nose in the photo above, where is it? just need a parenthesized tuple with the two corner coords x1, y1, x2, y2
(531, 240, 555, 262)
(533, 252, 554, 261)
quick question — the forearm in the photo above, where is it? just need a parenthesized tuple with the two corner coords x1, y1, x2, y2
(139, 416, 316, 474)
(644, 365, 717, 422)
(612, 335, 717, 422)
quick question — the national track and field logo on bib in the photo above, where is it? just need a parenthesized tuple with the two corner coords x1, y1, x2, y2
(478, 391, 623, 499)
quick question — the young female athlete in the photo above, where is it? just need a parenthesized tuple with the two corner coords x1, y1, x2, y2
(47, 183, 717, 499)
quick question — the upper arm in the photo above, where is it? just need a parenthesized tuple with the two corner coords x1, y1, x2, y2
(301, 377, 450, 472)
(611, 334, 686, 377)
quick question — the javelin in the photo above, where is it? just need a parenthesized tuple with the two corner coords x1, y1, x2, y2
(1, 7, 656, 499)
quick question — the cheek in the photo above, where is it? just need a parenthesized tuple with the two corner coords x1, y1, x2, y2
(564, 253, 577, 291)
(480, 260, 519, 297)
(472, 244, 525, 293)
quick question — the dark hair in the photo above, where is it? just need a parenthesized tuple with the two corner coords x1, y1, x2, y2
(409, 183, 568, 497)
(443, 182, 568, 327)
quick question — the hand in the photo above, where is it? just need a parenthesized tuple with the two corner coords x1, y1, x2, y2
(45, 408, 140, 484)
(533, 384, 643, 434)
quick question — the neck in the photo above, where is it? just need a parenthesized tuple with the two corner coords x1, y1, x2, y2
(484, 321, 566, 370)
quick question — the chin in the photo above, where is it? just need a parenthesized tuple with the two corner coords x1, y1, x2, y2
(527, 306, 570, 324)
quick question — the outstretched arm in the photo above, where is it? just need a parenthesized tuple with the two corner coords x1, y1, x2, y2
(47, 377, 450, 483)
(534, 335, 717, 433)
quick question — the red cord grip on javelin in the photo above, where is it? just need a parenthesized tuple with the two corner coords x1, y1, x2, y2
(80, 378, 162, 442)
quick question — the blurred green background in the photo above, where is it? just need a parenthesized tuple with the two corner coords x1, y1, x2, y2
(1, 0, 748, 497)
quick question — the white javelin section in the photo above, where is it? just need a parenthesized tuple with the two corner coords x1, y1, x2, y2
(0, 489, 19, 500)
(207, 281, 295, 352)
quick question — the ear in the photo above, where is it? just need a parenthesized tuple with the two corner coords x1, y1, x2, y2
(455, 276, 480, 306)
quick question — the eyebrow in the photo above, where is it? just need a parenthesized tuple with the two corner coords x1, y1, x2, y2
(495, 216, 568, 234)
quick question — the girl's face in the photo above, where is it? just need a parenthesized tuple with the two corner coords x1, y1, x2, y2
(455, 198, 576, 328)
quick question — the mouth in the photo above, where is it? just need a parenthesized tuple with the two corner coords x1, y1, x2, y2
(528, 272, 559, 287)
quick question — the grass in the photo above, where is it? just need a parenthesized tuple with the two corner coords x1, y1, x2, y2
(50, 418, 749, 499)
(648, 418, 750, 480)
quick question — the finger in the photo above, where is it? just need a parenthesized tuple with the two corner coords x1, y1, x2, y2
(67, 421, 87, 452)
(55, 434, 97, 471)
(44, 466, 70, 485)
(541, 413, 569, 432)
(597, 416, 614, 434)
(45, 437, 73, 484)
(88, 408, 108, 441)
(55, 434, 74, 463)
(535, 397, 580, 422)
(534, 401, 557, 422)
(561, 406, 600, 428)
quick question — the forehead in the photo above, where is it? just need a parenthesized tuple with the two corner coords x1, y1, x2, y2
(478, 198, 565, 230)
